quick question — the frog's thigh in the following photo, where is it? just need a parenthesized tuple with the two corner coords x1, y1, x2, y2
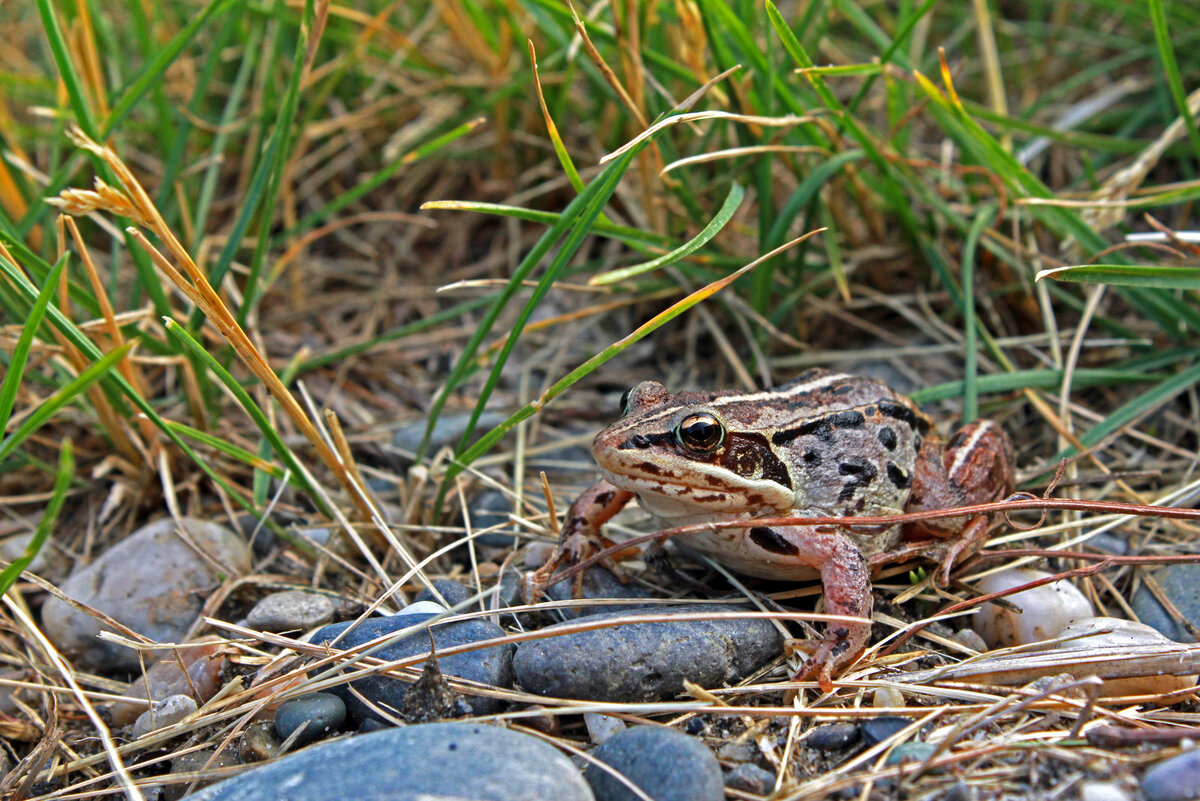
(749, 525, 870, 621)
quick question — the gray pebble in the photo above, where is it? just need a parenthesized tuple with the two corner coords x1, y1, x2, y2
(860, 716, 911, 746)
(131, 694, 197, 738)
(806, 722, 860, 751)
(1142, 748, 1200, 801)
(545, 567, 652, 619)
(1132, 564, 1200, 642)
(414, 580, 474, 608)
(247, 590, 334, 632)
(515, 604, 781, 702)
(274, 693, 346, 746)
(885, 742, 938, 766)
(41, 518, 251, 671)
(162, 747, 240, 801)
(468, 490, 521, 547)
(0, 532, 48, 573)
(185, 722, 592, 801)
(312, 612, 513, 725)
(585, 726, 721, 801)
(391, 412, 507, 463)
(725, 763, 775, 794)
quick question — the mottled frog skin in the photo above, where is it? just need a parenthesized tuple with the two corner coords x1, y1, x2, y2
(528, 368, 1015, 686)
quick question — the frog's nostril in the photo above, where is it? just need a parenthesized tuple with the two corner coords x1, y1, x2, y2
(629, 434, 651, 448)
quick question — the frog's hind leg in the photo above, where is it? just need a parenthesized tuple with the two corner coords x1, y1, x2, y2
(905, 420, 1015, 581)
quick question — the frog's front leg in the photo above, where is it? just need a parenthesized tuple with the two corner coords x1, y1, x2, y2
(520, 479, 636, 602)
(750, 525, 872, 691)
(905, 420, 1015, 582)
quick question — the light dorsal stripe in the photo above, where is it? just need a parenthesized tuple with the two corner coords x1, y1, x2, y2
(948, 421, 995, 479)
(610, 372, 854, 432)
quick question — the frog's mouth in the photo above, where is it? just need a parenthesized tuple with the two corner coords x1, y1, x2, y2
(596, 459, 793, 516)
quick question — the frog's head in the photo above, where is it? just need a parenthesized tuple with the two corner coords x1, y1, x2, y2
(590, 381, 795, 518)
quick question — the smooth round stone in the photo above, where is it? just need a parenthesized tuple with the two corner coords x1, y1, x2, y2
(414, 580, 473, 608)
(131, 694, 197, 738)
(247, 591, 334, 632)
(725, 763, 775, 794)
(185, 723, 593, 801)
(860, 717, 911, 747)
(806, 722, 860, 751)
(109, 643, 225, 726)
(1141, 748, 1200, 801)
(0, 532, 48, 573)
(514, 604, 781, 702)
(41, 518, 251, 671)
(584, 726, 721, 801)
(312, 612, 513, 725)
(1132, 564, 1200, 643)
(545, 567, 652, 619)
(972, 568, 1093, 648)
(274, 693, 346, 746)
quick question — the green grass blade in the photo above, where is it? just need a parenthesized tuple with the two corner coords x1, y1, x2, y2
(0, 253, 69, 432)
(1037, 264, 1200, 290)
(35, 0, 99, 137)
(908, 367, 1164, 405)
(444, 233, 820, 484)
(0, 440, 72, 594)
(590, 182, 745, 285)
(415, 139, 650, 463)
(0, 342, 133, 464)
(102, 0, 237, 137)
(1148, 0, 1200, 162)
(961, 206, 997, 423)
(161, 318, 333, 518)
(450, 144, 645, 460)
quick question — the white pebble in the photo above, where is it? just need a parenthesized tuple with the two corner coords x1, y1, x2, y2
(131, 694, 197, 738)
(873, 686, 904, 708)
(1079, 780, 1132, 801)
(972, 568, 1093, 648)
(395, 601, 449, 617)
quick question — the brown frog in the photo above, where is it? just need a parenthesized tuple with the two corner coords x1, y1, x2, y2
(526, 369, 1015, 686)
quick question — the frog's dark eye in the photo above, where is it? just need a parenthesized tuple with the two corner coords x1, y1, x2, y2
(619, 388, 633, 416)
(676, 413, 725, 454)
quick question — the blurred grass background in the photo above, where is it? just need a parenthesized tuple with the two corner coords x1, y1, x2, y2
(1, 0, 1199, 557)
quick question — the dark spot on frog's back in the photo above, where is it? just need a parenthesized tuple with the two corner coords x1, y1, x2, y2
(876, 400, 929, 433)
(803, 449, 821, 465)
(774, 409, 865, 446)
(837, 458, 877, 502)
(749, 527, 798, 555)
(887, 462, 910, 489)
(877, 427, 897, 451)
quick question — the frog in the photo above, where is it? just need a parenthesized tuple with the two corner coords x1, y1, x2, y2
(524, 368, 1015, 688)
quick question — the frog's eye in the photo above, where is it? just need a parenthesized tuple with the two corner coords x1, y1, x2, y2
(676, 413, 725, 454)
(619, 388, 633, 416)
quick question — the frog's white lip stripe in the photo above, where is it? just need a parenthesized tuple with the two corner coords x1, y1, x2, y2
(609, 372, 854, 432)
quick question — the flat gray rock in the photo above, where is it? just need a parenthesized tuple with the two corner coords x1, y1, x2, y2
(585, 726, 722, 801)
(312, 610, 514, 724)
(247, 590, 333, 632)
(514, 604, 782, 702)
(186, 722, 593, 801)
(1132, 564, 1200, 642)
(41, 518, 250, 672)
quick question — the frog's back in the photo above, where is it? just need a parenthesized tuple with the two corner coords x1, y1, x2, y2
(764, 370, 929, 528)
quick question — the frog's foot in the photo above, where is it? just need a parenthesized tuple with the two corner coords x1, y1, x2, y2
(929, 514, 991, 585)
(784, 619, 868, 694)
(519, 529, 628, 604)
